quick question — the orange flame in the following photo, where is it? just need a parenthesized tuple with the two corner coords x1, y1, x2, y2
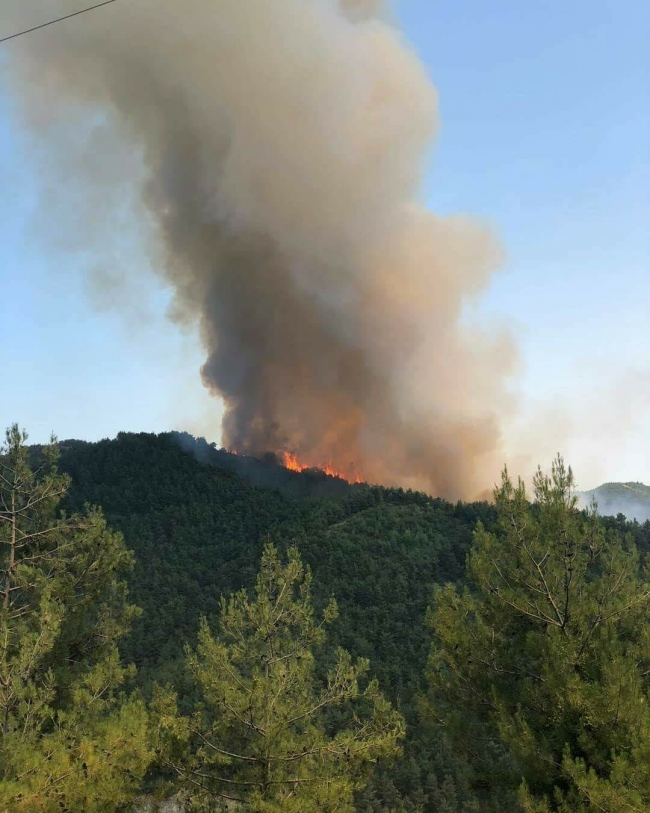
(281, 452, 362, 483)
(227, 448, 362, 484)
(282, 452, 303, 473)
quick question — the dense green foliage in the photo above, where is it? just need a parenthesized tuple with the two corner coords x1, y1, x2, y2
(429, 458, 650, 811)
(58, 433, 486, 695)
(57, 432, 490, 808)
(0, 426, 151, 811)
(153, 545, 403, 811)
(7, 428, 646, 811)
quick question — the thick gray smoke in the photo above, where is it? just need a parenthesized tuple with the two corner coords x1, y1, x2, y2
(5, 0, 516, 499)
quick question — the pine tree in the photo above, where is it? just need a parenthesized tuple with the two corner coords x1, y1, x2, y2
(0, 425, 151, 810)
(427, 456, 650, 811)
(153, 543, 404, 811)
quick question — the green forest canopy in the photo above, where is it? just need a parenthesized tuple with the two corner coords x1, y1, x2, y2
(4, 428, 650, 811)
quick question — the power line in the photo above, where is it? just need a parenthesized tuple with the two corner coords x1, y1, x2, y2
(0, 0, 116, 45)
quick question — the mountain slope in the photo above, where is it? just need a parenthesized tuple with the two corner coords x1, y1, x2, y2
(580, 481, 650, 523)
(44, 432, 650, 811)
(55, 431, 489, 696)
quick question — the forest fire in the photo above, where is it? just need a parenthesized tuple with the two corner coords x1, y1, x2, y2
(227, 448, 363, 484)
(8, 0, 519, 500)
(281, 452, 362, 484)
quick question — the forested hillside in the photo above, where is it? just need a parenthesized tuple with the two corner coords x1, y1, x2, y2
(6, 428, 650, 811)
(58, 432, 488, 694)
(580, 481, 650, 523)
(53, 431, 492, 809)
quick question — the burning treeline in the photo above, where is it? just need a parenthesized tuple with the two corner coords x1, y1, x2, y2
(6, 0, 516, 499)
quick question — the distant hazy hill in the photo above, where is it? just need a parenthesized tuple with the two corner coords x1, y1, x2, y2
(579, 482, 650, 523)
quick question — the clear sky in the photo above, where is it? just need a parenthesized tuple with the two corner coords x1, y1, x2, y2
(1, 0, 648, 489)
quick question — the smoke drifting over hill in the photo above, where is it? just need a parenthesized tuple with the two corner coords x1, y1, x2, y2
(579, 482, 650, 524)
(6, 0, 516, 499)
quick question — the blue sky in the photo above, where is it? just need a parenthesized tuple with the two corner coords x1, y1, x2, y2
(1, 0, 648, 487)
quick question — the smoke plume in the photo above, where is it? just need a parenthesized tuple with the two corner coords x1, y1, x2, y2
(5, 0, 516, 499)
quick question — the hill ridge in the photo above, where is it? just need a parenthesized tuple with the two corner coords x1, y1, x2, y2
(579, 480, 650, 523)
